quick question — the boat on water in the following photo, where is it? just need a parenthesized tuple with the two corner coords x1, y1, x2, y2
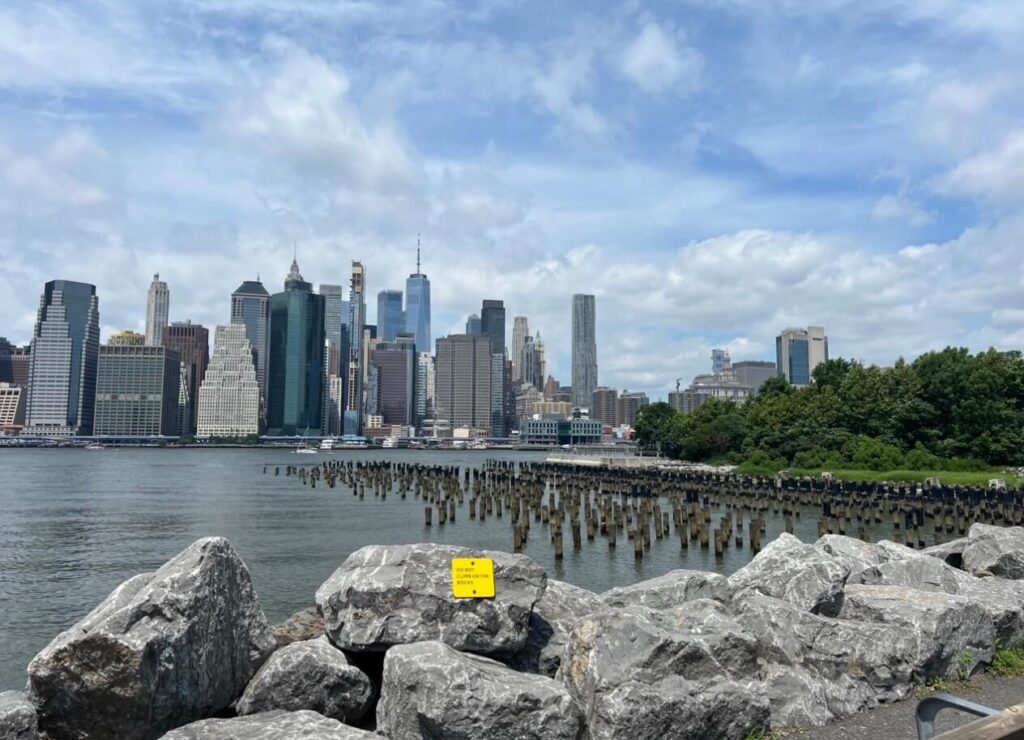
(84, 443, 105, 450)
(469, 441, 488, 450)
(381, 437, 397, 449)
(294, 446, 317, 454)
(319, 438, 335, 451)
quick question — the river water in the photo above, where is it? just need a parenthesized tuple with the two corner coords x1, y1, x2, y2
(0, 447, 831, 690)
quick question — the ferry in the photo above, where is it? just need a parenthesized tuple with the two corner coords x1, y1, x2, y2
(381, 438, 397, 449)
(468, 441, 489, 451)
(319, 438, 335, 451)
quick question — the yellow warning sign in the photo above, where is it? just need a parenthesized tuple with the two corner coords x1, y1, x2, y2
(452, 558, 496, 599)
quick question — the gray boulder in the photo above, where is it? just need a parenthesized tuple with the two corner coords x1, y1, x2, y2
(600, 569, 732, 609)
(963, 523, 1024, 579)
(27, 537, 275, 740)
(559, 601, 770, 740)
(0, 691, 37, 740)
(271, 606, 324, 649)
(730, 533, 849, 615)
(815, 535, 913, 578)
(236, 636, 373, 723)
(839, 584, 993, 679)
(377, 640, 583, 740)
(853, 551, 1024, 645)
(504, 579, 602, 677)
(159, 710, 377, 739)
(316, 544, 546, 654)
(921, 538, 967, 568)
(733, 592, 919, 726)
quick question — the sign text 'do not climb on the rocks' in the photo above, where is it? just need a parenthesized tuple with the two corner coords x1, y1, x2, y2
(451, 558, 496, 598)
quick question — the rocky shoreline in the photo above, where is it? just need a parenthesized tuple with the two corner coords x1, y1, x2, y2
(4, 524, 1024, 739)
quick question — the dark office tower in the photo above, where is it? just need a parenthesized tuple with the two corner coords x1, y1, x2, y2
(377, 289, 404, 343)
(465, 314, 481, 335)
(163, 321, 209, 435)
(0, 338, 28, 385)
(371, 334, 416, 426)
(434, 334, 492, 432)
(267, 259, 326, 436)
(480, 300, 506, 355)
(571, 294, 598, 410)
(231, 278, 270, 416)
(24, 280, 100, 436)
(93, 345, 180, 437)
(405, 242, 431, 354)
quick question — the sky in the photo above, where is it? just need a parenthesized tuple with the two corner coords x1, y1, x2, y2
(1, 0, 1023, 398)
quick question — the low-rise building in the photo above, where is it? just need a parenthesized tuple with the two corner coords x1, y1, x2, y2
(0, 383, 25, 433)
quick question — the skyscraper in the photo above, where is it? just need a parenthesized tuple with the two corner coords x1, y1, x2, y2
(571, 294, 598, 410)
(267, 259, 326, 435)
(711, 348, 731, 376)
(25, 280, 100, 436)
(377, 289, 404, 343)
(345, 262, 366, 433)
(197, 324, 260, 437)
(465, 314, 481, 335)
(231, 278, 271, 418)
(511, 316, 529, 382)
(93, 345, 180, 437)
(319, 283, 346, 436)
(415, 351, 435, 426)
(145, 274, 169, 346)
(405, 243, 431, 354)
(434, 334, 492, 433)
(776, 326, 828, 386)
(480, 300, 506, 355)
(163, 320, 209, 435)
(0, 338, 30, 388)
(370, 335, 417, 427)
(591, 387, 618, 427)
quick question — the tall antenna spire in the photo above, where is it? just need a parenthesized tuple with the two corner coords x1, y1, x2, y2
(416, 233, 421, 273)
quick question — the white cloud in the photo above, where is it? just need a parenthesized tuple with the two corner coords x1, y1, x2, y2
(872, 194, 933, 226)
(934, 129, 1024, 204)
(621, 21, 701, 94)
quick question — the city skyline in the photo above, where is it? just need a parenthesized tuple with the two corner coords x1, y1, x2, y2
(2, 2, 1023, 396)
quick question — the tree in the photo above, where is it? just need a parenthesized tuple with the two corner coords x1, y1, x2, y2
(634, 403, 681, 457)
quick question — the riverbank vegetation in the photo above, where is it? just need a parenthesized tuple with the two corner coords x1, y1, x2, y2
(635, 348, 1024, 482)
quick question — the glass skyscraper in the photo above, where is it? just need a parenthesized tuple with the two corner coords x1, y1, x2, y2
(571, 294, 598, 410)
(405, 248, 431, 355)
(231, 279, 270, 418)
(25, 280, 100, 436)
(377, 289, 404, 343)
(267, 259, 326, 435)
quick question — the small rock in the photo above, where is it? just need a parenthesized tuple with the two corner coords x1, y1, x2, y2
(159, 710, 377, 739)
(271, 606, 324, 649)
(730, 532, 849, 615)
(377, 641, 583, 740)
(503, 579, 602, 677)
(316, 543, 546, 654)
(0, 691, 38, 740)
(236, 637, 373, 723)
(27, 537, 276, 740)
(839, 584, 994, 679)
(560, 601, 769, 740)
(600, 568, 732, 609)
(962, 523, 1024, 579)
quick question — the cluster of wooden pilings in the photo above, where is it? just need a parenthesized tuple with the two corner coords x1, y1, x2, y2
(267, 459, 1022, 561)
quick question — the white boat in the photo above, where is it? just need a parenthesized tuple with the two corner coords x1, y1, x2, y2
(319, 439, 335, 451)
(382, 438, 397, 449)
(84, 443, 104, 450)
(469, 441, 488, 450)
(295, 446, 317, 454)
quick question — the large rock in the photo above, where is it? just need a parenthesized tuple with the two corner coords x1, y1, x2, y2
(0, 691, 37, 740)
(236, 637, 373, 723)
(733, 592, 919, 726)
(316, 544, 546, 654)
(853, 551, 1024, 644)
(730, 533, 849, 616)
(839, 584, 994, 679)
(504, 579, 602, 677)
(815, 535, 914, 578)
(27, 537, 275, 740)
(560, 601, 770, 740)
(377, 640, 583, 740)
(271, 606, 324, 649)
(962, 523, 1024, 579)
(159, 710, 377, 739)
(600, 569, 732, 609)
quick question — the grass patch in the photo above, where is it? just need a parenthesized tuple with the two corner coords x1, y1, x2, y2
(914, 676, 974, 698)
(991, 644, 1024, 677)
(785, 468, 1022, 489)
